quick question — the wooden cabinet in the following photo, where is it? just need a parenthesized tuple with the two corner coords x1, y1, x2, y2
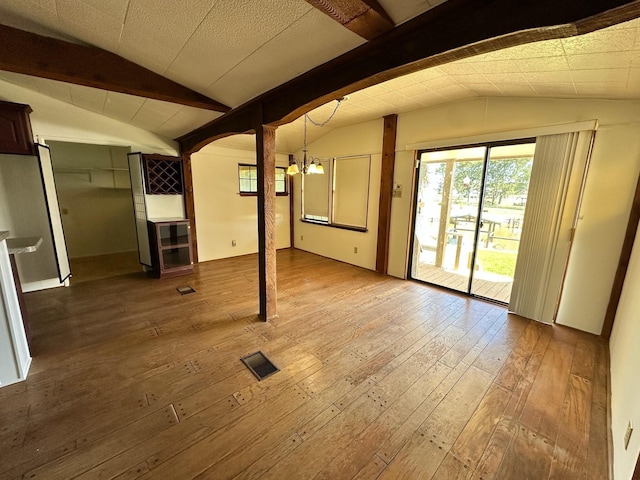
(147, 220, 193, 278)
(0, 101, 35, 155)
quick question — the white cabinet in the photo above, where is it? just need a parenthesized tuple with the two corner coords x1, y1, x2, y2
(0, 234, 31, 387)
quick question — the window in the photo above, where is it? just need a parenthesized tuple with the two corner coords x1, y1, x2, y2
(238, 164, 288, 196)
(302, 155, 371, 231)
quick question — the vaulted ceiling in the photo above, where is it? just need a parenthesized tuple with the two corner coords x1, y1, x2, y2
(0, 0, 639, 154)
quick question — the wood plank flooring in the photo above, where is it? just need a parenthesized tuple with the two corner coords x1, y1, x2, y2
(68, 251, 141, 285)
(0, 249, 609, 480)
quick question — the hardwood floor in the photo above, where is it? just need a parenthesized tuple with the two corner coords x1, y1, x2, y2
(68, 251, 142, 285)
(0, 249, 609, 480)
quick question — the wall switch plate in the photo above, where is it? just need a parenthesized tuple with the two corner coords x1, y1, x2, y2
(300, 235, 303, 241)
(392, 184, 402, 198)
(625, 421, 633, 450)
(231, 239, 236, 247)
(354, 247, 358, 253)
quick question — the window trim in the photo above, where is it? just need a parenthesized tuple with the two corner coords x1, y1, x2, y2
(238, 164, 288, 196)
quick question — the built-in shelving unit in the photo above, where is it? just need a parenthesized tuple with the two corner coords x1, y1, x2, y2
(143, 154, 184, 195)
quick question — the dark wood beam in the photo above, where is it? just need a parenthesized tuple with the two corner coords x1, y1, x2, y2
(256, 124, 278, 321)
(289, 154, 296, 250)
(179, 0, 640, 154)
(0, 24, 230, 112)
(304, 0, 394, 40)
(182, 153, 199, 264)
(601, 167, 640, 339)
(376, 114, 397, 274)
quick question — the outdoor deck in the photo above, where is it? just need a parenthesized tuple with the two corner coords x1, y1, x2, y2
(414, 262, 513, 304)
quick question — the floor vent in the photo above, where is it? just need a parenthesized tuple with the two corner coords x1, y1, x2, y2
(241, 351, 279, 381)
(177, 285, 196, 295)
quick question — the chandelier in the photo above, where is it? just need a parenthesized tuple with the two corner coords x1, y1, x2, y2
(287, 97, 346, 175)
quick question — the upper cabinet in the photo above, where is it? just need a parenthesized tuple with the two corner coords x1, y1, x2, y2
(0, 101, 36, 156)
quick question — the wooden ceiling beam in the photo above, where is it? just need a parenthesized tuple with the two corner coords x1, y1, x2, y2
(179, 0, 640, 153)
(0, 24, 230, 112)
(304, 0, 394, 40)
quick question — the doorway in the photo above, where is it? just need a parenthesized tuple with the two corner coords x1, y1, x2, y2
(409, 140, 535, 304)
(47, 141, 140, 284)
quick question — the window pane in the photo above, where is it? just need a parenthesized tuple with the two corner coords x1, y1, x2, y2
(239, 164, 257, 193)
(239, 165, 254, 179)
(275, 167, 286, 193)
(239, 179, 252, 192)
(333, 155, 370, 228)
(303, 170, 330, 220)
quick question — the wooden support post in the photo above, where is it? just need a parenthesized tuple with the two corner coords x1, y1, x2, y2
(289, 154, 295, 250)
(602, 168, 640, 338)
(182, 153, 198, 264)
(376, 114, 398, 274)
(436, 160, 455, 268)
(256, 125, 278, 321)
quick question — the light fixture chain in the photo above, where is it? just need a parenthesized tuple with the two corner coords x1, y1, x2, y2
(305, 98, 342, 127)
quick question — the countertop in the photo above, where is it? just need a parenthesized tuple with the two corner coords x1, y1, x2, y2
(0, 231, 9, 242)
(6, 237, 43, 254)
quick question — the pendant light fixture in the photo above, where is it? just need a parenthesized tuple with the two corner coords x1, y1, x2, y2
(287, 97, 346, 175)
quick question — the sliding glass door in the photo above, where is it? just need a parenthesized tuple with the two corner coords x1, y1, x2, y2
(411, 147, 484, 293)
(410, 141, 535, 304)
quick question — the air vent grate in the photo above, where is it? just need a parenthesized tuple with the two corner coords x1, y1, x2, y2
(241, 351, 279, 381)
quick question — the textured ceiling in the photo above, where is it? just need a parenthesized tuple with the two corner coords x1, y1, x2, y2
(0, 1, 639, 153)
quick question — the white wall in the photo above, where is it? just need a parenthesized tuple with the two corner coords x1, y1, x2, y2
(191, 143, 291, 262)
(47, 141, 138, 258)
(0, 155, 59, 284)
(610, 223, 640, 480)
(390, 97, 640, 335)
(293, 119, 383, 270)
(0, 80, 180, 289)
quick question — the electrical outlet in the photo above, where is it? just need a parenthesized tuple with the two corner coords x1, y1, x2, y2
(300, 235, 303, 241)
(354, 247, 358, 253)
(625, 421, 633, 450)
(231, 240, 236, 247)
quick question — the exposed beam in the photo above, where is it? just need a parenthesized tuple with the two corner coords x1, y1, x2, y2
(182, 153, 199, 264)
(0, 24, 230, 112)
(179, 0, 640, 154)
(304, 0, 394, 40)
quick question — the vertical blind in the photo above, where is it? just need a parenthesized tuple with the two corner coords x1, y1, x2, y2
(509, 130, 594, 323)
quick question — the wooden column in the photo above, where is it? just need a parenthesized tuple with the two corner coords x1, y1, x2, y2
(289, 154, 295, 250)
(182, 153, 198, 264)
(376, 114, 398, 274)
(256, 125, 278, 321)
(602, 168, 640, 338)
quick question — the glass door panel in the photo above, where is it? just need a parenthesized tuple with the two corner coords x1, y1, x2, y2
(470, 143, 535, 302)
(411, 147, 486, 293)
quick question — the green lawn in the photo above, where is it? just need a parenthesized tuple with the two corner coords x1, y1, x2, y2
(476, 249, 518, 277)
